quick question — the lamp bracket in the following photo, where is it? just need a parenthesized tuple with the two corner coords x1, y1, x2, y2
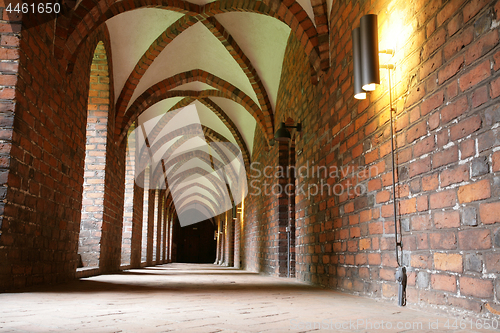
(284, 122, 301, 132)
(379, 49, 394, 55)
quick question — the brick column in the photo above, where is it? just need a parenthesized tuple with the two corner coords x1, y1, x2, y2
(226, 210, 234, 266)
(156, 190, 164, 263)
(120, 125, 136, 267)
(146, 189, 155, 265)
(78, 42, 109, 269)
(130, 183, 143, 268)
(140, 168, 150, 264)
(288, 143, 296, 278)
(234, 205, 241, 269)
(277, 140, 289, 277)
(162, 198, 167, 263)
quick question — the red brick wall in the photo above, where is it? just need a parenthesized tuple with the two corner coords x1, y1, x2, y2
(0, 1, 19, 289)
(244, 32, 317, 276)
(244, 0, 500, 316)
(0, 5, 125, 289)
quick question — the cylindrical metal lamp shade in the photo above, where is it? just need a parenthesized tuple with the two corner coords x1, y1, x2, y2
(360, 14, 379, 91)
(352, 27, 366, 100)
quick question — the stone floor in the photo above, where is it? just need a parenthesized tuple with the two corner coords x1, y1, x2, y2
(0, 263, 495, 332)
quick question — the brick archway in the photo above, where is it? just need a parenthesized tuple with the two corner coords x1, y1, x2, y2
(55, 0, 320, 77)
(118, 71, 268, 146)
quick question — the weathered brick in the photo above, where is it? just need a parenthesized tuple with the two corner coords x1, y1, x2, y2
(465, 30, 499, 65)
(399, 198, 416, 215)
(440, 164, 469, 187)
(458, 229, 491, 250)
(485, 253, 500, 273)
(433, 146, 458, 168)
(450, 115, 482, 141)
(411, 254, 431, 269)
(459, 60, 491, 92)
(480, 202, 500, 224)
(457, 179, 491, 203)
(460, 276, 493, 298)
(444, 28, 473, 60)
(409, 157, 431, 177)
(437, 0, 465, 26)
(448, 297, 482, 313)
(422, 173, 438, 191)
(430, 232, 457, 250)
(434, 211, 460, 228)
(420, 52, 442, 79)
(431, 274, 457, 292)
(438, 56, 464, 83)
(430, 190, 457, 209)
(414, 136, 436, 157)
(471, 86, 488, 108)
(434, 252, 463, 272)
(493, 151, 500, 172)
(490, 76, 500, 98)
(412, 214, 431, 231)
(422, 28, 446, 59)
(407, 121, 427, 143)
(460, 139, 475, 159)
(440, 96, 468, 123)
(463, 0, 492, 23)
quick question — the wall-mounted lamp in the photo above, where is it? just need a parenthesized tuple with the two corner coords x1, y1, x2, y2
(274, 122, 302, 142)
(360, 14, 380, 92)
(353, 14, 394, 100)
(352, 27, 366, 100)
(352, 13, 405, 307)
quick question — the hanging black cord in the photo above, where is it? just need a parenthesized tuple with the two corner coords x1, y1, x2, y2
(387, 68, 401, 267)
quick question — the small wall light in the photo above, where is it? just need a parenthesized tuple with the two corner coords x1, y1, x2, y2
(352, 27, 366, 100)
(274, 122, 302, 142)
(353, 14, 394, 100)
(360, 14, 380, 92)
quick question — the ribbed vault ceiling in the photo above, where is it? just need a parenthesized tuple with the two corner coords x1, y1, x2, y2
(102, 5, 309, 224)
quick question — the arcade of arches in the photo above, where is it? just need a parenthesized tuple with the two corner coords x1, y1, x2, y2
(1, 0, 500, 323)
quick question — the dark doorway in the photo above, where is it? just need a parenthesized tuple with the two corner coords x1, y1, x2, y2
(177, 220, 217, 263)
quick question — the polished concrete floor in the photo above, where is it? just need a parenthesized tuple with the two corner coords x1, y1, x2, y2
(0, 263, 492, 332)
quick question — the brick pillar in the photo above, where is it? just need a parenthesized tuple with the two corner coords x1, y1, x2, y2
(288, 143, 296, 278)
(162, 198, 167, 264)
(78, 42, 109, 269)
(234, 205, 241, 269)
(168, 211, 174, 262)
(156, 190, 164, 263)
(146, 189, 155, 265)
(215, 217, 220, 264)
(130, 183, 143, 268)
(171, 216, 178, 262)
(141, 168, 150, 264)
(121, 125, 136, 267)
(226, 210, 234, 267)
(217, 217, 225, 265)
(166, 205, 172, 263)
(277, 140, 289, 277)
